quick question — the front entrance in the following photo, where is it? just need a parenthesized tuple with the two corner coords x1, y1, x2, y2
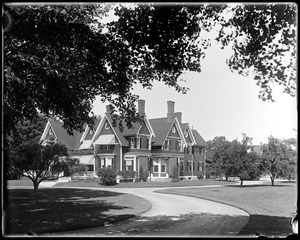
(152, 158, 168, 177)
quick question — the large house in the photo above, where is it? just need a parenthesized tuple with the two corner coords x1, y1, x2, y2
(40, 100, 207, 181)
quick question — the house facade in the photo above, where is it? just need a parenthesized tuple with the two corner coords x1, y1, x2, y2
(40, 100, 207, 181)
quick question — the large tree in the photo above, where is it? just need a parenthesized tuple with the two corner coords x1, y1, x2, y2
(4, 3, 296, 135)
(4, 114, 48, 180)
(260, 137, 294, 186)
(14, 140, 69, 191)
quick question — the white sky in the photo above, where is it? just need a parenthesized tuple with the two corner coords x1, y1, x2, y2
(92, 5, 297, 145)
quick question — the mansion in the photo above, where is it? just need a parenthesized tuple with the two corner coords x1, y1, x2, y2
(40, 100, 208, 181)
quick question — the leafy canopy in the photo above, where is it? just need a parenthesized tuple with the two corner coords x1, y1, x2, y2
(4, 3, 296, 134)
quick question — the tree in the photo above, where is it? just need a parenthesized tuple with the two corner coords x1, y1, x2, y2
(237, 152, 261, 186)
(4, 114, 48, 179)
(206, 136, 232, 180)
(4, 3, 296, 135)
(15, 140, 69, 191)
(260, 137, 293, 186)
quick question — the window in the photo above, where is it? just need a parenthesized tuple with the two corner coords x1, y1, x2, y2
(180, 161, 184, 172)
(198, 161, 203, 171)
(176, 140, 182, 151)
(153, 159, 159, 173)
(125, 160, 133, 171)
(100, 158, 105, 168)
(49, 129, 53, 135)
(188, 146, 193, 155)
(187, 162, 192, 171)
(105, 122, 109, 129)
(194, 147, 200, 155)
(106, 158, 112, 168)
(162, 139, 170, 150)
(90, 130, 93, 134)
(130, 137, 140, 149)
(99, 145, 114, 151)
(146, 137, 151, 150)
(87, 165, 94, 171)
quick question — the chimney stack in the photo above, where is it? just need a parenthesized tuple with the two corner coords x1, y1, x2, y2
(137, 99, 145, 116)
(174, 112, 182, 124)
(167, 101, 175, 122)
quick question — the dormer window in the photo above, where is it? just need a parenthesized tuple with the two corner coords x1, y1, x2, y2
(130, 137, 140, 149)
(105, 122, 109, 129)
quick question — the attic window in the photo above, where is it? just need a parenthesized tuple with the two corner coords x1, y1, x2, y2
(105, 122, 109, 129)
(90, 130, 93, 134)
(49, 129, 53, 135)
(172, 127, 176, 133)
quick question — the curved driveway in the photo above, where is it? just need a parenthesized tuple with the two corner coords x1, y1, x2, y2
(48, 185, 250, 237)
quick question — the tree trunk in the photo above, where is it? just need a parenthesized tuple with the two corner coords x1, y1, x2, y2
(270, 176, 275, 186)
(33, 181, 39, 192)
(240, 180, 243, 186)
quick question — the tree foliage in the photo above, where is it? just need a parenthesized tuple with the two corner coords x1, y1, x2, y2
(4, 114, 48, 179)
(15, 140, 69, 191)
(260, 137, 295, 185)
(4, 3, 296, 135)
(206, 136, 261, 184)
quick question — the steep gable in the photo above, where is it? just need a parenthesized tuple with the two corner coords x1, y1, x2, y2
(41, 120, 83, 150)
(192, 129, 207, 147)
(181, 123, 194, 145)
(92, 114, 128, 146)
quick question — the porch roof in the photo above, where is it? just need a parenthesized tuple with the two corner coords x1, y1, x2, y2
(94, 134, 117, 145)
(78, 155, 95, 164)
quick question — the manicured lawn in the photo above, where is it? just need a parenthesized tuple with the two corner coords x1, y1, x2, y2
(4, 188, 151, 235)
(54, 178, 235, 188)
(156, 181, 297, 237)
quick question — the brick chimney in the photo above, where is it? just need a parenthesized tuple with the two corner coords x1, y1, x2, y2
(167, 101, 175, 122)
(174, 112, 182, 124)
(137, 99, 145, 116)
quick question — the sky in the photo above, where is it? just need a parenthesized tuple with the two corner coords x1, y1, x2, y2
(92, 4, 297, 145)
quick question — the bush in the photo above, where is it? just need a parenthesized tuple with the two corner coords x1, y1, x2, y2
(138, 166, 148, 182)
(97, 168, 117, 185)
(172, 167, 180, 182)
(197, 174, 204, 180)
(118, 170, 135, 179)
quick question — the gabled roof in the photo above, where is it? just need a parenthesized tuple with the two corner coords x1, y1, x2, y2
(149, 117, 187, 146)
(92, 114, 129, 146)
(191, 129, 208, 147)
(44, 120, 84, 150)
(149, 117, 174, 146)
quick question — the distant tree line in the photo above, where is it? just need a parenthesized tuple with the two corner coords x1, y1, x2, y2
(206, 135, 296, 186)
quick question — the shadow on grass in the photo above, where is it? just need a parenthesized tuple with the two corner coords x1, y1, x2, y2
(43, 212, 250, 236)
(238, 214, 293, 237)
(4, 188, 136, 235)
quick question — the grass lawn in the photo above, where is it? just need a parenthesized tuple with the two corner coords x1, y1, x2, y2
(156, 181, 297, 237)
(4, 188, 151, 236)
(54, 178, 235, 188)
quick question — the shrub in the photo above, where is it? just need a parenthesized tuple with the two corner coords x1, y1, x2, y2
(97, 168, 117, 185)
(138, 166, 148, 182)
(118, 170, 135, 179)
(172, 167, 180, 182)
(197, 173, 203, 180)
